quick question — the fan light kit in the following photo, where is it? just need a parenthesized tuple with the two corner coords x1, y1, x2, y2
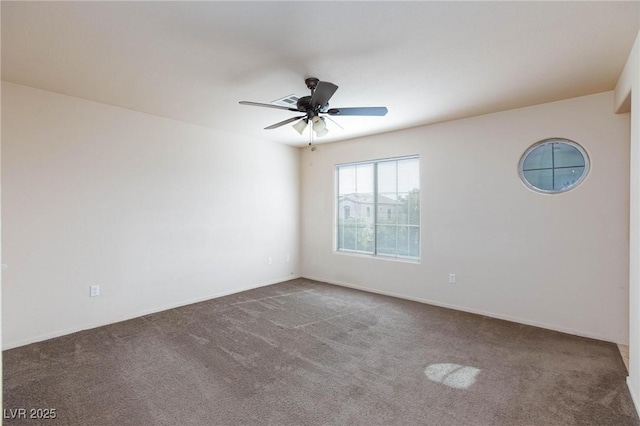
(240, 77, 388, 143)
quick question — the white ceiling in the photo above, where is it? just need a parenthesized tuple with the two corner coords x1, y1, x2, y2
(2, 1, 639, 147)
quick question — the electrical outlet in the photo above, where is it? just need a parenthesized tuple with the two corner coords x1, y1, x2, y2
(449, 274, 456, 284)
(90, 285, 100, 297)
(268, 257, 273, 265)
(286, 254, 290, 262)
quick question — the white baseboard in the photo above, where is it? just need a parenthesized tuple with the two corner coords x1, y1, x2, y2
(303, 275, 622, 345)
(3, 275, 301, 350)
(628, 377, 640, 417)
(6, 274, 622, 350)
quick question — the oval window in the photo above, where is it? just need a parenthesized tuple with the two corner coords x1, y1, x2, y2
(518, 138, 589, 194)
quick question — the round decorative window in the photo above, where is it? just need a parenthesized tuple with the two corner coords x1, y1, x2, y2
(518, 138, 589, 194)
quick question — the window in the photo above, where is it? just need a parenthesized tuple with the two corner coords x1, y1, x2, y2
(336, 156, 420, 260)
(519, 138, 589, 194)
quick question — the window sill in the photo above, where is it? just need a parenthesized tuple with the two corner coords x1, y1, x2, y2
(334, 249, 421, 264)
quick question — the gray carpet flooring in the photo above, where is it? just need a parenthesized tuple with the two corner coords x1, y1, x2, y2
(3, 278, 638, 425)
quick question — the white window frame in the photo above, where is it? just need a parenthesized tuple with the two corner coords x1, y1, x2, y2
(518, 138, 590, 194)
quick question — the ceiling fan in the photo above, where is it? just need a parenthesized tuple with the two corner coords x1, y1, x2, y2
(239, 77, 388, 139)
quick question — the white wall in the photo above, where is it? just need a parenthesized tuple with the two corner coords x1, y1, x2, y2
(615, 30, 640, 413)
(1, 82, 301, 349)
(1, 65, 4, 414)
(301, 91, 630, 344)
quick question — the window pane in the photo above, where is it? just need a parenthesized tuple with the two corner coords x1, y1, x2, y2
(355, 164, 374, 194)
(554, 166, 585, 191)
(395, 190, 420, 226)
(408, 226, 420, 258)
(377, 161, 397, 193)
(397, 158, 419, 193)
(407, 189, 420, 225)
(522, 144, 552, 171)
(338, 165, 356, 195)
(337, 215, 356, 251)
(376, 225, 397, 256)
(337, 162, 374, 254)
(397, 226, 409, 257)
(394, 225, 420, 258)
(553, 143, 585, 168)
(337, 197, 352, 251)
(377, 192, 397, 224)
(396, 193, 410, 225)
(338, 164, 374, 196)
(523, 169, 553, 191)
(337, 206, 374, 253)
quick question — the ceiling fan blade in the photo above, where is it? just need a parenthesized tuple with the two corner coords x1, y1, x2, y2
(326, 107, 388, 116)
(311, 81, 339, 108)
(264, 115, 306, 130)
(239, 101, 299, 112)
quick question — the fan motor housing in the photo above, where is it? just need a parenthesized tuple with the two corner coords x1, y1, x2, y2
(305, 77, 319, 90)
(296, 96, 313, 112)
